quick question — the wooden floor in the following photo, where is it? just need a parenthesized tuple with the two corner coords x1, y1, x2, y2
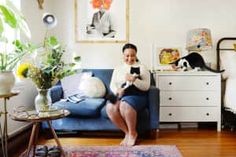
(14, 128, 236, 157)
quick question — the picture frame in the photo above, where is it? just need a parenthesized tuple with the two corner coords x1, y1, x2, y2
(152, 46, 182, 71)
(75, 0, 129, 43)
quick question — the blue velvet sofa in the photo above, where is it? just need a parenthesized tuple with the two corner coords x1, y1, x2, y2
(42, 69, 160, 137)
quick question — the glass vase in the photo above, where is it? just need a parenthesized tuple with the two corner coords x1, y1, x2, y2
(34, 88, 52, 113)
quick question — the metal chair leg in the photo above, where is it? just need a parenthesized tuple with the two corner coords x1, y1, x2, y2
(0, 120, 6, 157)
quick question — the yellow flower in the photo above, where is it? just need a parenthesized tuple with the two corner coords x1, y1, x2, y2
(17, 63, 32, 79)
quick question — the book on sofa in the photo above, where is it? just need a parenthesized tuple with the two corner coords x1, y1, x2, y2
(67, 94, 86, 103)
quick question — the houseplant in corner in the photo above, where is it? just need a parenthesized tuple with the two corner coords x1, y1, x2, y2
(17, 14, 81, 113)
(0, 0, 32, 95)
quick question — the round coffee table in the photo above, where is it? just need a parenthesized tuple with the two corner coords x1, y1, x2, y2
(11, 109, 70, 157)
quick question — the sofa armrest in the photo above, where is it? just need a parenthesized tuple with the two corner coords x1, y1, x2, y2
(147, 85, 160, 130)
(49, 85, 63, 103)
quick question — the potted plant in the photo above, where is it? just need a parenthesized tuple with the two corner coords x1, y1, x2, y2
(17, 13, 81, 113)
(0, 0, 31, 95)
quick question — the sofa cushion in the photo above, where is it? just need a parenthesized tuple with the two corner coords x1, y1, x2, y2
(101, 103, 109, 118)
(53, 98, 106, 117)
(61, 72, 93, 98)
(78, 77, 106, 98)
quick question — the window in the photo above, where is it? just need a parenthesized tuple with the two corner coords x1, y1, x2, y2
(0, 0, 21, 53)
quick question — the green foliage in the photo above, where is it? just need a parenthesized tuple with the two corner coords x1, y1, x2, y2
(18, 36, 81, 89)
(42, 36, 81, 81)
(0, 0, 31, 72)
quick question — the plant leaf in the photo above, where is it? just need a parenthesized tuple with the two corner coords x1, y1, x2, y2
(0, 18, 3, 36)
(17, 16, 31, 38)
(74, 56, 81, 62)
(5, 0, 31, 38)
(0, 5, 17, 28)
(48, 36, 58, 46)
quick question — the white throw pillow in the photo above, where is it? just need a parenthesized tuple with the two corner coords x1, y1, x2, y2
(220, 51, 236, 80)
(78, 77, 106, 98)
(61, 72, 93, 98)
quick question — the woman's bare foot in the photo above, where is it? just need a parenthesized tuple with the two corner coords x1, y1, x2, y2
(120, 134, 129, 146)
(126, 133, 138, 146)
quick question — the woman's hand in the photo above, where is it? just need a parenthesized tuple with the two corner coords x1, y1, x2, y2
(117, 88, 125, 97)
(125, 73, 137, 83)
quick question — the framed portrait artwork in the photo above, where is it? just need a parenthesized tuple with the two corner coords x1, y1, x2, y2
(75, 0, 129, 43)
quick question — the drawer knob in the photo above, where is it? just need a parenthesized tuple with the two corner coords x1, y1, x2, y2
(168, 97, 172, 100)
(206, 97, 209, 100)
(206, 113, 210, 116)
(206, 82, 209, 85)
(168, 113, 172, 116)
(169, 82, 172, 85)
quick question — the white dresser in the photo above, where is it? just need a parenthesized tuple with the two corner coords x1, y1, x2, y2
(155, 71, 221, 131)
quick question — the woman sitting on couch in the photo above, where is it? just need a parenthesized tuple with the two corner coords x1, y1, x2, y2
(106, 43, 150, 146)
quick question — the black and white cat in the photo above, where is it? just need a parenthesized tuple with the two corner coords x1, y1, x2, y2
(106, 67, 141, 104)
(121, 67, 141, 89)
(171, 52, 224, 73)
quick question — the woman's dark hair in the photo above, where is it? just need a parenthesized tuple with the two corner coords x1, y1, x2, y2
(122, 43, 139, 62)
(122, 43, 137, 53)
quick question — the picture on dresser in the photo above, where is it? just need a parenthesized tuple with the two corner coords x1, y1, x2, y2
(152, 47, 183, 71)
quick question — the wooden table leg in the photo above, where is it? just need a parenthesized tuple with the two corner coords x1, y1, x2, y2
(33, 123, 40, 157)
(26, 123, 38, 157)
(47, 121, 65, 157)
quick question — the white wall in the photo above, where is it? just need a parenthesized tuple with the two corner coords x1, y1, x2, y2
(22, 0, 236, 69)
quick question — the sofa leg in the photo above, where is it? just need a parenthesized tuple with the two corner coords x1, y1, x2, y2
(42, 128, 53, 139)
(148, 129, 158, 139)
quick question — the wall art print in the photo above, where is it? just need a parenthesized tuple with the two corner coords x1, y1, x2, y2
(75, 0, 129, 43)
(152, 46, 182, 71)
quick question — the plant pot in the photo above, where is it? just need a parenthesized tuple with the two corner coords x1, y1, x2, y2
(0, 71, 15, 95)
(34, 88, 52, 113)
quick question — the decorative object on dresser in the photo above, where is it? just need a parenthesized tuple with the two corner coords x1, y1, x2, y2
(185, 28, 213, 71)
(151, 45, 183, 71)
(155, 71, 221, 131)
(157, 48, 182, 65)
(186, 28, 212, 52)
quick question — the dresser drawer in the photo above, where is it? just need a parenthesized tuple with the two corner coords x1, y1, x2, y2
(160, 107, 219, 122)
(158, 76, 219, 90)
(160, 91, 219, 107)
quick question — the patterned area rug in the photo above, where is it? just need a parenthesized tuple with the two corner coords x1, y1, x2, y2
(21, 145, 182, 157)
(64, 145, 182, 157)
